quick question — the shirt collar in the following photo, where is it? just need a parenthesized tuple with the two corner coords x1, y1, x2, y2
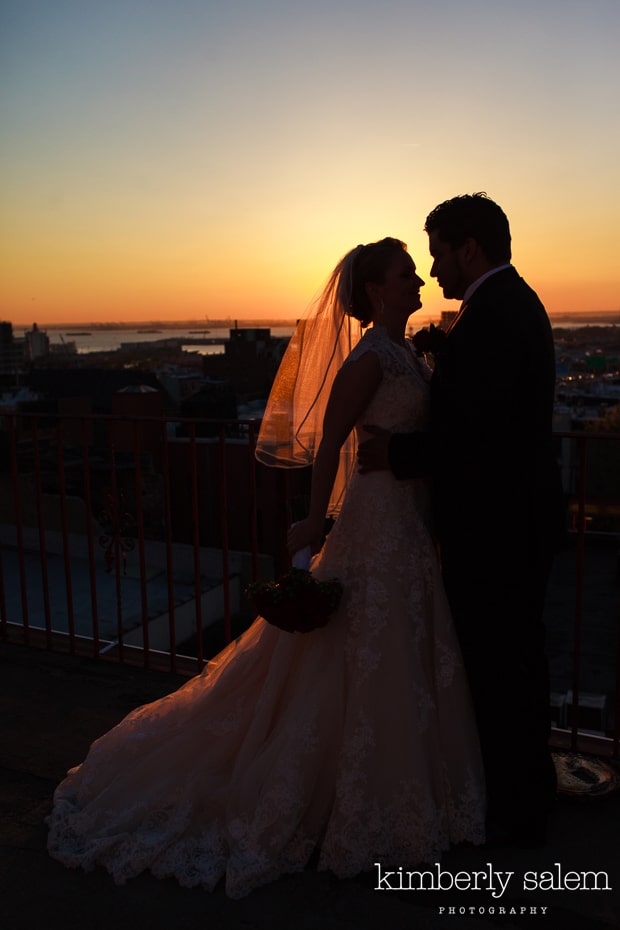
(462, 263, 512, 305)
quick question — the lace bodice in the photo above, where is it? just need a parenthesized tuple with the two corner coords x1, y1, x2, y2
(344, 325, 431, 438)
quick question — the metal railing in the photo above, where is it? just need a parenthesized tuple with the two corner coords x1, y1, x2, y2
(552, 430, 620, 757)
(1, 411, 619, 757)
(0, 411, 297, 674)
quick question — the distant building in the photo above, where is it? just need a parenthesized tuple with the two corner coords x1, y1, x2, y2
(28, 367, 162, 413)
(179, 379, 237, 434)
(440, 310, 459, 330)
(0, 321, 53, 375)
(49, 339, 78, 357)
(0, 321, 26, 375)
(157, 365, 204, 406)
(25, 323, 50, 360)
(202, 326, 289, 403)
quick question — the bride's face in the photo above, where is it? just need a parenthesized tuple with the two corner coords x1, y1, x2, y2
(378, 251, 425, 318)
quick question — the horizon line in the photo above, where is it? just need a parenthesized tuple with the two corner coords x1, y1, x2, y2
(8, 310, 620, 330)
(10, 318, 301, 329)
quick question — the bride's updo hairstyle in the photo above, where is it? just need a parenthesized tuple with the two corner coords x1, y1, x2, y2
(347, 237, 407, 327)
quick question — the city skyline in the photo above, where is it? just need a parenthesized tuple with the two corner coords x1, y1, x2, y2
(2, 0, 619, 326)
(8, 308, 620, 334)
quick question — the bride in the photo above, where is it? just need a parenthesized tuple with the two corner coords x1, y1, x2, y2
(47, 237, 485, 898)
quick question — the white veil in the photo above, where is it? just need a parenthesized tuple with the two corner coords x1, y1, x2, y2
(255, 247, 365, 516)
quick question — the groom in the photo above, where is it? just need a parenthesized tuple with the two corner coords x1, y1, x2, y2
(358, 193, 563, 846)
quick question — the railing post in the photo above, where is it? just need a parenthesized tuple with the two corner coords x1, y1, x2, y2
(569, 436, 588, 749)
(133, 421, 150, 667)
(81, 417, 100, 656)
(106, 424, 125, 661)
(32, 420, 53, 649)
(614, 596, 620, 759)
(218, 424, 231, 646)
(55, 422, 76, 652)
(274, 468, 291, 577)
(248, 420, 259, 583)
(160, 419, 177, 673)
(6, 415, 30, 641)
(189, 422, 203, 670)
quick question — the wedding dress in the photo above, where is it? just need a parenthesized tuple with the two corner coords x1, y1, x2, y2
(47, 325, 485, 898)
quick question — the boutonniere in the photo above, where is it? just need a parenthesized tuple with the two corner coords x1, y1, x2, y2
(245, 568, 343, 634)
(411, 323, 447, 358)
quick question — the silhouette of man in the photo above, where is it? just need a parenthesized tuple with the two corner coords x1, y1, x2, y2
(359, 193, 563, 845)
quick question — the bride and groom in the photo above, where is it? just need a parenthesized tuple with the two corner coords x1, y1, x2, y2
(47, 194, 560, 897)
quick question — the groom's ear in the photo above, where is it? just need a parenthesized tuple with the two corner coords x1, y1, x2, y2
(461, 237, 479, 264)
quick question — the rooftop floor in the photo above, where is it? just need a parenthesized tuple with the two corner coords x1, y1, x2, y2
(2, 641, 619, 930)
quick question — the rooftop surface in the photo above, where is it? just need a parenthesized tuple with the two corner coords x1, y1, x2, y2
(2, 640, 619, 930)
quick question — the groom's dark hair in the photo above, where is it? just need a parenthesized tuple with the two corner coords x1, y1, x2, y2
(424, 193, 511, 265)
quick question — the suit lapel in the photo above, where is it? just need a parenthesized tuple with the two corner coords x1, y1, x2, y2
(446, 302, 468, 337)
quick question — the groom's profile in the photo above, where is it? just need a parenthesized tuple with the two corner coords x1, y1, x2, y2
(359, 193, 563, 846)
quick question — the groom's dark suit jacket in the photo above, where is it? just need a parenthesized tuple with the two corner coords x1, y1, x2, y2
(390, 266, 563, 829)
(391, 267, 561, 561)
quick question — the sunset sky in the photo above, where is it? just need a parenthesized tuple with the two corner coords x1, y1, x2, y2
(1, 0, 619, 326)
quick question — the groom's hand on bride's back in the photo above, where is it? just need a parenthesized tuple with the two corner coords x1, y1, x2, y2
(357, 425, 391, 473)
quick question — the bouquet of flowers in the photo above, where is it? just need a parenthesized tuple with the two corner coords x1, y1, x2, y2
(245, 567, 343, 634)
(412, 323, 447, 357)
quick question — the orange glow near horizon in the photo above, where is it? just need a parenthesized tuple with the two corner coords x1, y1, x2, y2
(3, 182, 619, 327)
(4, 269, 619, 330)
(3, 237, 618, 328)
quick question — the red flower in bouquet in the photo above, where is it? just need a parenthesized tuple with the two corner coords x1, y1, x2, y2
(245, 568, 343, 634)
(411, 323, 447, 357)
